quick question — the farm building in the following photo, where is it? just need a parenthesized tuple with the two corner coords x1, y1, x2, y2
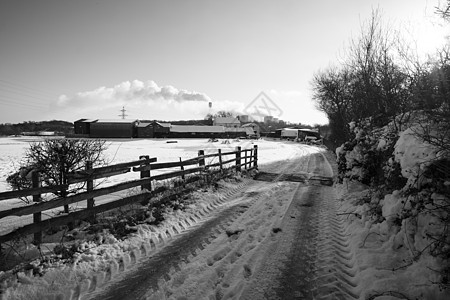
(73, 118, 259, 139)
(280, 128, 321, 141)
(90, 119, 138, 138)
(224, 127, 249, 138)
(169, 125, 224, 138)
(136, 121, 170, 138)
(136, 122, 153, 138)
(153, 122, 171, 138)
(213, 117, 241, 128)
(281, 128, 299, 140)
(74, 119, 98, 135)
(241, 123, 260, 138)
(298, 128, 321, 141)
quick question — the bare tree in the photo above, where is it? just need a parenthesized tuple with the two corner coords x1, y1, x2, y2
(311, 66, 353, 144)
(436, 0, 450, 20)
(345, 9, 413, 128)
(7, 139, 108, 204)
(311, 9, 414, 143)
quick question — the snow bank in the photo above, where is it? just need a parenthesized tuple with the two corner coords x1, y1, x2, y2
(337, 182, 449, 300)
(335, 119, 449, 299)
(0, 177, 250, 299)
(394, 127, 439, 188)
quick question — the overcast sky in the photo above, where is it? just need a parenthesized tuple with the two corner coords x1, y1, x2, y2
(0, 0, 447, 125)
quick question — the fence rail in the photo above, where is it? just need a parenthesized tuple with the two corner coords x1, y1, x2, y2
(0, 145, 258, 245)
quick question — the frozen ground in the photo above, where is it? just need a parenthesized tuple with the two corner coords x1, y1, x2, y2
(0, 137, 298, 237)
(0, 137, 294, 192)
(0, 137, 448, 299)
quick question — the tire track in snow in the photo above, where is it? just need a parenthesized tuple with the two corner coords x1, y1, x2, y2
(310, 194, 360, 300)
(241, 152, 360, 300)
(84, 151, 307, 300)
(139, 147, 314, 299)
(148, 182, 300, 300)
(75, 144, 314, 300)
(147, 152, 309, 299)
(73, 178, 253, 300)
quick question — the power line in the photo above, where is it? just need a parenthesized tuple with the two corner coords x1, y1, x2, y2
(0, 94, 49, 108)
(0, 97, 48, 110)
(0, 79, 55, 98)
(0, 86, 52, 104)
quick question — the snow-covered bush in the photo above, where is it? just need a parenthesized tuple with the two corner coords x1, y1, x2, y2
(336, 120, 405, 191)
(338, 118, 450, 291)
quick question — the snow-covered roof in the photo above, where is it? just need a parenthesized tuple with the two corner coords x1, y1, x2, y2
(241, 123, 259, 128)
(156, 122, 171, 127)
(75, 119, 98, 123)
(244, 127, 255, 135)
(95, 119, 138, 124)
(136, 122, 171, 128)
(136, 122, 152, 128)
(281, 128, 299, 132)
(298, 128, 319, 133)
(170, 125, 225, 133)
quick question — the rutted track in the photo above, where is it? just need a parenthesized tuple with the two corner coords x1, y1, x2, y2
(241, 151, 360, 300)
(84, 145, 360, 300)
(83, 145, 313, 299)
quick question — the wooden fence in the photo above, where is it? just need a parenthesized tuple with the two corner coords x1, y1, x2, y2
(0, 145, 258, 246)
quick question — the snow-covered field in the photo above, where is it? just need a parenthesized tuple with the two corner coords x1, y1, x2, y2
(1, 133, 447, 299)
(0, 137, 314, 299)
(0, 136, 298, 192)
(0, 137, 302, 236)
(0, 140, 321, 300)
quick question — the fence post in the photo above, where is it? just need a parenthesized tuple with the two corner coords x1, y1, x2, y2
(86, 161, 94, 208)
(253, 145, 258, 169)
(140, 155, 151, 191)
(244, 149, 248, 170)
(86, 160, 95, 222)
(179, 157, 185, 183)
(32, 170, 42, 246)
(198, 150, 206, 184)
(198, 150, 205, 168)
(236, 146, 241, 172)
(218, 149, 223, 171)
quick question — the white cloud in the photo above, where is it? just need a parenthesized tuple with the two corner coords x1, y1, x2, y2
(56, 80, 210, 108)
(50, 80, 214, 121)
(49, 81, 328, 125)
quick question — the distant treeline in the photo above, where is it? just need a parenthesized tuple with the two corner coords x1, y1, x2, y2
(0, 120, 74, 136)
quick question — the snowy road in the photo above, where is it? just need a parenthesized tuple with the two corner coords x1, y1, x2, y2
(84, 145, 354, 300)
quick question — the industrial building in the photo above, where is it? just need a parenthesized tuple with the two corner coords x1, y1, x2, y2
(73, 118, 260, 139)
(74, 119, 98, 136)
(280, 128, 321, 141)
(213, 117, 241, 128)
(169, 125, 224, 138)
(89, 119, 138, 138)
(136, 121, 171, 138)
(241, 123, 260, 138)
